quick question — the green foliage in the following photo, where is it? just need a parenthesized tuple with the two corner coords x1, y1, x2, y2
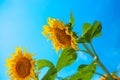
(92, 21, 102, 38)
(65, 11, 75, 32)
(36, 47, 77, 80)
(82, 23, 92, 34)
(66, 22, 73, 31)
(73, 32, 79, 38)
(64, 61, 96, 80)
(77, 35, 86, 43)
(42, 66, 57, 80)
(77, 21, 102, 43)
(37, 60, 54, 70)
(70, 11, 75, 26)
(37, 60, 56, 80)
(112, 71, 118, 77)
(56, 47, 77, 71)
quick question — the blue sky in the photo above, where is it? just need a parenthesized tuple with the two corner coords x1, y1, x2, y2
(0, 0, 120, 80)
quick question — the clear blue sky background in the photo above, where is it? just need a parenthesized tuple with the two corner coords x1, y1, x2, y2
(0, 0, 120, 80)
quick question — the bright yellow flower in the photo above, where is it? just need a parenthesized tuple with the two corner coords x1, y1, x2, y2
(42, 17, 77, 52)
(5, 47, 38, 80)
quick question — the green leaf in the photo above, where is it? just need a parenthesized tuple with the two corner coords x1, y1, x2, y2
(73, 32, 79, 38)
(56, 47, 77, 71)
(78, 22, 93, 43)
(65, 12, 75, 32)
(70, 11, 75, 26)
(65, 22, 73, 31)
(77, 21, 102, 43)
(84, 27, 93, 42)
(76, 36, 86, 43)
(112, 71, 118, 76)
(65, 62, 96, 80)
(112, 72, 117, 76)
(82, 23, 92, 34)
(37, 60, 54, 70)
(42, 66, 57, 80)
(36, 60, 57, 80)
(77, 64, 88, 71)
(92, 21, 102, 38)
(93, 32, 102, 38)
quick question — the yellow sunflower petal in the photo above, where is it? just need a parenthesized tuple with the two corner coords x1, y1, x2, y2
(16, 47, 23, 57)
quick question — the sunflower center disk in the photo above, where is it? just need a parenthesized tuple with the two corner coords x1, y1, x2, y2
(54, 28, 71, 47)
(16, 58, 31, 78)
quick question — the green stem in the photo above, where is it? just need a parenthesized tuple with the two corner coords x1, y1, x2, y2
(82, 43, 94, 57)
(82, 43, 114, 80)
(95, 72, 107, 78)
(97, 60, 114, 80)
(90, 42, 98, 57)
(76, 48, 88, 53)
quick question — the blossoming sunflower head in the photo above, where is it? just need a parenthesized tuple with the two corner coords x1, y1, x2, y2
(42, 17, 77, 52)
(5, 47, 38, 80)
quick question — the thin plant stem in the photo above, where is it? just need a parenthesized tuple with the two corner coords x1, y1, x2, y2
(97, 60, 114, 80)
(90, 42, 98, 57)
(76, 48, 88, 53)
(82, 43, 94, 57)
(82, 43, 114, 80)
(95, 72, 107, 78)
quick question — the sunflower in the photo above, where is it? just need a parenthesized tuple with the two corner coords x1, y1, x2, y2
(42, 17, 77, 52)
(5, 47, 38, 80)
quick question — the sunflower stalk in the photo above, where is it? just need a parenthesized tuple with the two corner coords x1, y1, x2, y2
(95, 72, 107, 78)
(82, 43, 114, 80)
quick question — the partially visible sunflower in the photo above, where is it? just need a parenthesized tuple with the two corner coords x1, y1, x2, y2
(5, 47, 38, 80)
(100, 74, 120, 80)
(42, 17, 77, 52)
